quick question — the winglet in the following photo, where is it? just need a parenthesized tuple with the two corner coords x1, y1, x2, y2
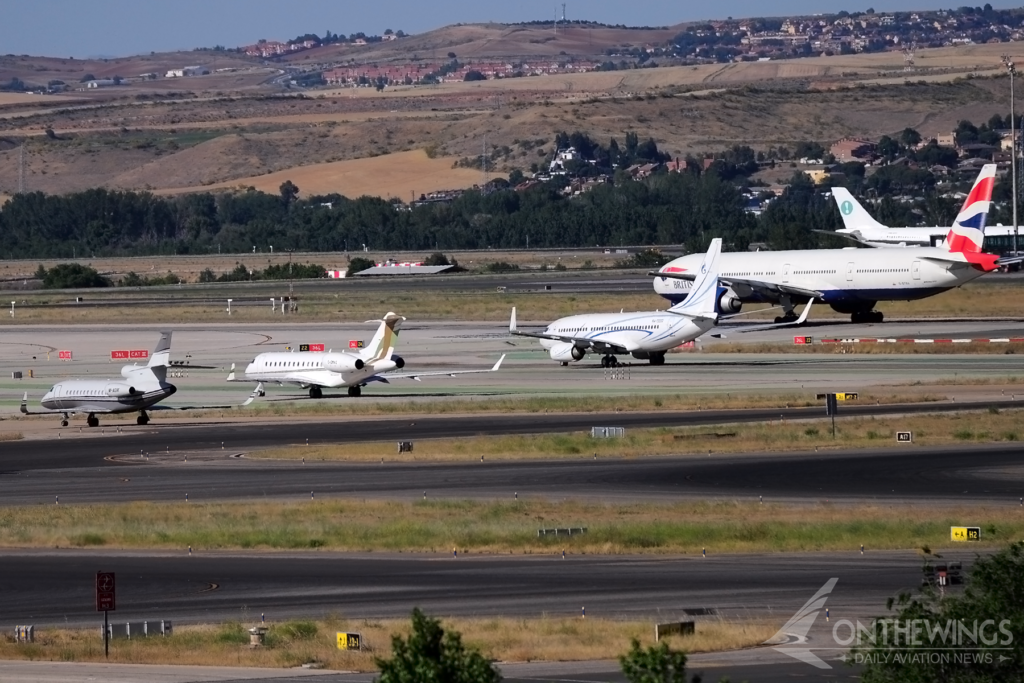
(491, 354, 506, 371)
(20, 392, 28, 414)
(510, 307, 518, 333)
(227, 363, 236, 382)
(242, 382, 263, 407)
(796, 299, 813, 324)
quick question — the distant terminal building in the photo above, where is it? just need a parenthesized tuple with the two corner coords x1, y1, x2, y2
(165, 66, 209, 78)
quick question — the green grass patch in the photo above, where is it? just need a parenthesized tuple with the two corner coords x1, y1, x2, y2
(0, 499, 1019, 554)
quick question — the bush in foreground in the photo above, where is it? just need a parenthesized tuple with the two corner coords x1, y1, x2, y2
(375, 608, 501, 683)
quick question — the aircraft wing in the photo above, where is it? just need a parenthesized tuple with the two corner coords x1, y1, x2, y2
(508, 308, 634, 353)
(712, 300, 814, 337)
(376, 355, 506, 382)
(146, 383, 264, 410)
(19, 393, 47, 415)
(650, 271, 823, 301)
(811, 229, 880, 248)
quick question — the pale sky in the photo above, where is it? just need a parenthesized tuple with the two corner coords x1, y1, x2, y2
(2, 1, 1019, 58)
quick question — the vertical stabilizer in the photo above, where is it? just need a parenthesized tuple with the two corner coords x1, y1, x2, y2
(669, 238, 722, 318)
(942, 164, 996, 254)
(831, 187, 887, 236)
(360, 312, 405, 363)
(148, 331, 172, 367)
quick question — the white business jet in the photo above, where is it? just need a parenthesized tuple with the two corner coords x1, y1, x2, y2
(228, 312, 504, 398)
(511, 238, 811, 367)
(20, 331, 257, 427)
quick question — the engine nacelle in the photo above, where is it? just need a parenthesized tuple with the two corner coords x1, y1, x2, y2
(549, 342, 586, 363)
(324, 353, 365, 373)
(718, 292, 742, 315)
(392, 354, 406, 369)
(106, 383, 138, 398)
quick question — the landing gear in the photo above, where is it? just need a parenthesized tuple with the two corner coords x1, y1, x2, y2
(60, 414, 69, 427)
(649, 352, 666, 366)
(137, 411, 149, 426)
(309, 386, 323, 399)
(600, 355, 619, 368)
(86, 413, 99, 428)
(560, 362, 569, 367)
(347, 385, 362, 398)
(851, 311, 884, 324)
(774, 311, 799, 324)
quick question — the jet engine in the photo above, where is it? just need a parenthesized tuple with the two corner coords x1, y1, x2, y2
(549, 342, 586, 363)
(391, 354, 406, 369)
(324, 353, 365, 373)
(718, 291, 743, 315)
(105, 383, 138, 397)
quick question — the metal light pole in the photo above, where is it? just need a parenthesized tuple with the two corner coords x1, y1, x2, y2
(1004, 56, 1019, 254)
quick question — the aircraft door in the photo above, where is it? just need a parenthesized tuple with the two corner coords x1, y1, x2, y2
(912, 260, 921, 280)
(782, 263, 791, 283)
(846, 262, 855, 282)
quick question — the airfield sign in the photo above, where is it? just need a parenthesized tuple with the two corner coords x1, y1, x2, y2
(95, 571, 115, 611)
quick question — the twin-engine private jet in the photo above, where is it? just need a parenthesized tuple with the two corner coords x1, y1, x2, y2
(20, 332, 257, 427)
(511, 238, 811, 367)
(228, 312, 505, 398)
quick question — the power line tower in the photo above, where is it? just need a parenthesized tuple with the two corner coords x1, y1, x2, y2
(903, 42, 917, 72)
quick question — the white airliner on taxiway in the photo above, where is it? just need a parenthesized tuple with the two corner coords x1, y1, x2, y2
(830, 185, 1022, 248)
(20, 331, 256, 427)
(511, 238, 811, 367)
(654, 164, 1024, 323)
(228, 312, 504, 398)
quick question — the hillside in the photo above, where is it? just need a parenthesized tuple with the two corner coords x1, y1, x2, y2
(0, 41, 1019, 199)
(281, 22, 682, 64)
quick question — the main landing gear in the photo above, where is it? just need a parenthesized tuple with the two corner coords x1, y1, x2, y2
(137, 410, 150, 426)
(600, 355, 620, 368)
(86, 413, 99, 428)
(851, 311, 884, 324)
(309, 386, 323, 399)
(648, 352, 666, 366)
(60, 413, 69, 428)
(347, 385, 362, 398)
(774, 311, 800, 324)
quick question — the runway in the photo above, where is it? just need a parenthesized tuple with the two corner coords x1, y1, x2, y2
(4, 436, 1024, 506)
(0, 547, 965, 631)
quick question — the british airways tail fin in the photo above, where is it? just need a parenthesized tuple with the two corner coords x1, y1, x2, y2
(831, 187, 887, 238)
(942, 164, 996, 254)
(668, 238, 722, 319)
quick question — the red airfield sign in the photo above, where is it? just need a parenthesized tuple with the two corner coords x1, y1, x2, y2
(96, 571, 116, 611)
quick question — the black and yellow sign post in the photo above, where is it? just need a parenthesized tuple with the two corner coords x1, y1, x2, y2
(817, 393, 858, 438)
(337, 632, 362, 651)
(951, 527, 981, 542)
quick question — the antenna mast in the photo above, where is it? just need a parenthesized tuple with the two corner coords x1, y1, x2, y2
(18, 145, 25, 194)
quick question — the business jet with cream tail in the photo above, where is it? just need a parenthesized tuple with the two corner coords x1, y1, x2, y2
(830, 185, 1022, 248)
(512, 238, 811, 367)
(229, 312, 504, 397)
(654, 165, 1023, 323)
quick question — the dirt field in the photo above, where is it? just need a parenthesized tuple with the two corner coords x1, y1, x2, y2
(160, 149, 506, 198)
(0, 40, 1021, 198)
